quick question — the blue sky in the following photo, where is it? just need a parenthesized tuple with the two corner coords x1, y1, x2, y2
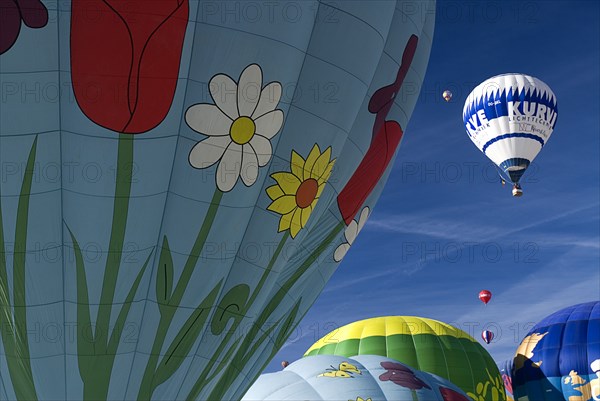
(267, 0, 600, 372)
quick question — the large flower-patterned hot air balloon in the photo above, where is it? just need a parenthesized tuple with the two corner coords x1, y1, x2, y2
(512, 301, 599, 401)
(463, 73, 558, 197)
(242, 355, 472, 401)
(304, 316, 506, 401)
(0, 1, 435, 400)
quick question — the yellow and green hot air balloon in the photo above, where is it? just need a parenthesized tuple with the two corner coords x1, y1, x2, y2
(304, 316, 505, 401)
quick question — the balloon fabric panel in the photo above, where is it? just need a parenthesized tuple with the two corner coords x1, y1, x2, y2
(0, 1, 435, 401)
(242, 355, 472, 401)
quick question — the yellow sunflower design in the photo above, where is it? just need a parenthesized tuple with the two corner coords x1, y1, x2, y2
(267, 144, 335, 238)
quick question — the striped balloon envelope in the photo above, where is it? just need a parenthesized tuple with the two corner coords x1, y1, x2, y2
(482, 330, 494, 344)
(304, 316, 504, 401)
(463, 73, 558, 192)
(512, 301, 600, 401)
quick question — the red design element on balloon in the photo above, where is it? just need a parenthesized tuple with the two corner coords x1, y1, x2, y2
(502, 373, 513, 395)
(337, 35, 418, 225)
(0, 0, 48, 54)
(379, 362, 431, 390)
(440, 387, 471, 401)
(70, 0, 189, 133)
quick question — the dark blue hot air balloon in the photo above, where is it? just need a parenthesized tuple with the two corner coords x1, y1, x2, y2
(513, 301, 599, 401)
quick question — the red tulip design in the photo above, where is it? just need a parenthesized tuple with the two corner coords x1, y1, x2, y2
(69, 4, 189, 398)
(70, 0, 189, 133)
(0, 0, 48, 54)
(337, 34, 418, 224)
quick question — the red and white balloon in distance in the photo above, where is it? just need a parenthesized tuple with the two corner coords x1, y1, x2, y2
(479, 290, 492, 305)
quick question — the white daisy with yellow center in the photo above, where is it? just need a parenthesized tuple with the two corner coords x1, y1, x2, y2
(267, 144, 335, 238)
(186, 64, 284, 192)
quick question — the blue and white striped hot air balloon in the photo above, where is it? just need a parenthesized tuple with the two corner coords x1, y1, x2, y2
(463, 73, 558, 197)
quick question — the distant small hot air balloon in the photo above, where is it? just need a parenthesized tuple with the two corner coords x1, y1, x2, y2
(479, 290, 492, 305)
(482, 330, 494, 344)
(442, 90, 452, 102)
(281, 361, 289, 369)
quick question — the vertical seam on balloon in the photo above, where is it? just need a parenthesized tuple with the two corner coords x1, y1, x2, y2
(356, 355, 386, 400)
(225, 204, 336, 393)
(394, 2, 423, 36)
(588, 303, 598, 381)
(453, 324, 476, 396)
(334, 5, 399, 171)
(206, 0, 390, 394)
(333, 318, 344, 356)
(176, 125, 275, 397)
(499, 77, 512, 179)
(400, 316, 420, 370)
(581, 303, 592, 380)
(324, 0, 421, 226)
(172, 3, 327, 396)
(556, 309, 570, 379)
(318, 0, 432, 225)
(120, 2, 196, 399)
(203, 0, 331, 391)
(559, 305, 580, 378)
(261, 213, 343, 365)
(329, 4, 386, 42)
(552, 307, 568, 397)
(58, 3, 68, 399)
(0, 20, 8, 398)
(426, 318, 452, 381)
(384, 318, 389, 364)
(176, 89, 272, 401)
(123, 2, 189, 133)
(360, 319, 368, 357)
(370, 354, 391, 399)
(0, 362, 8, 399)
(99, 0, 135, 121)
(0, 134, 10, 400)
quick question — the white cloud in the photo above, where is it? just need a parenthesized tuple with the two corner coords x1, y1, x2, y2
(366, 201, 599, 245)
